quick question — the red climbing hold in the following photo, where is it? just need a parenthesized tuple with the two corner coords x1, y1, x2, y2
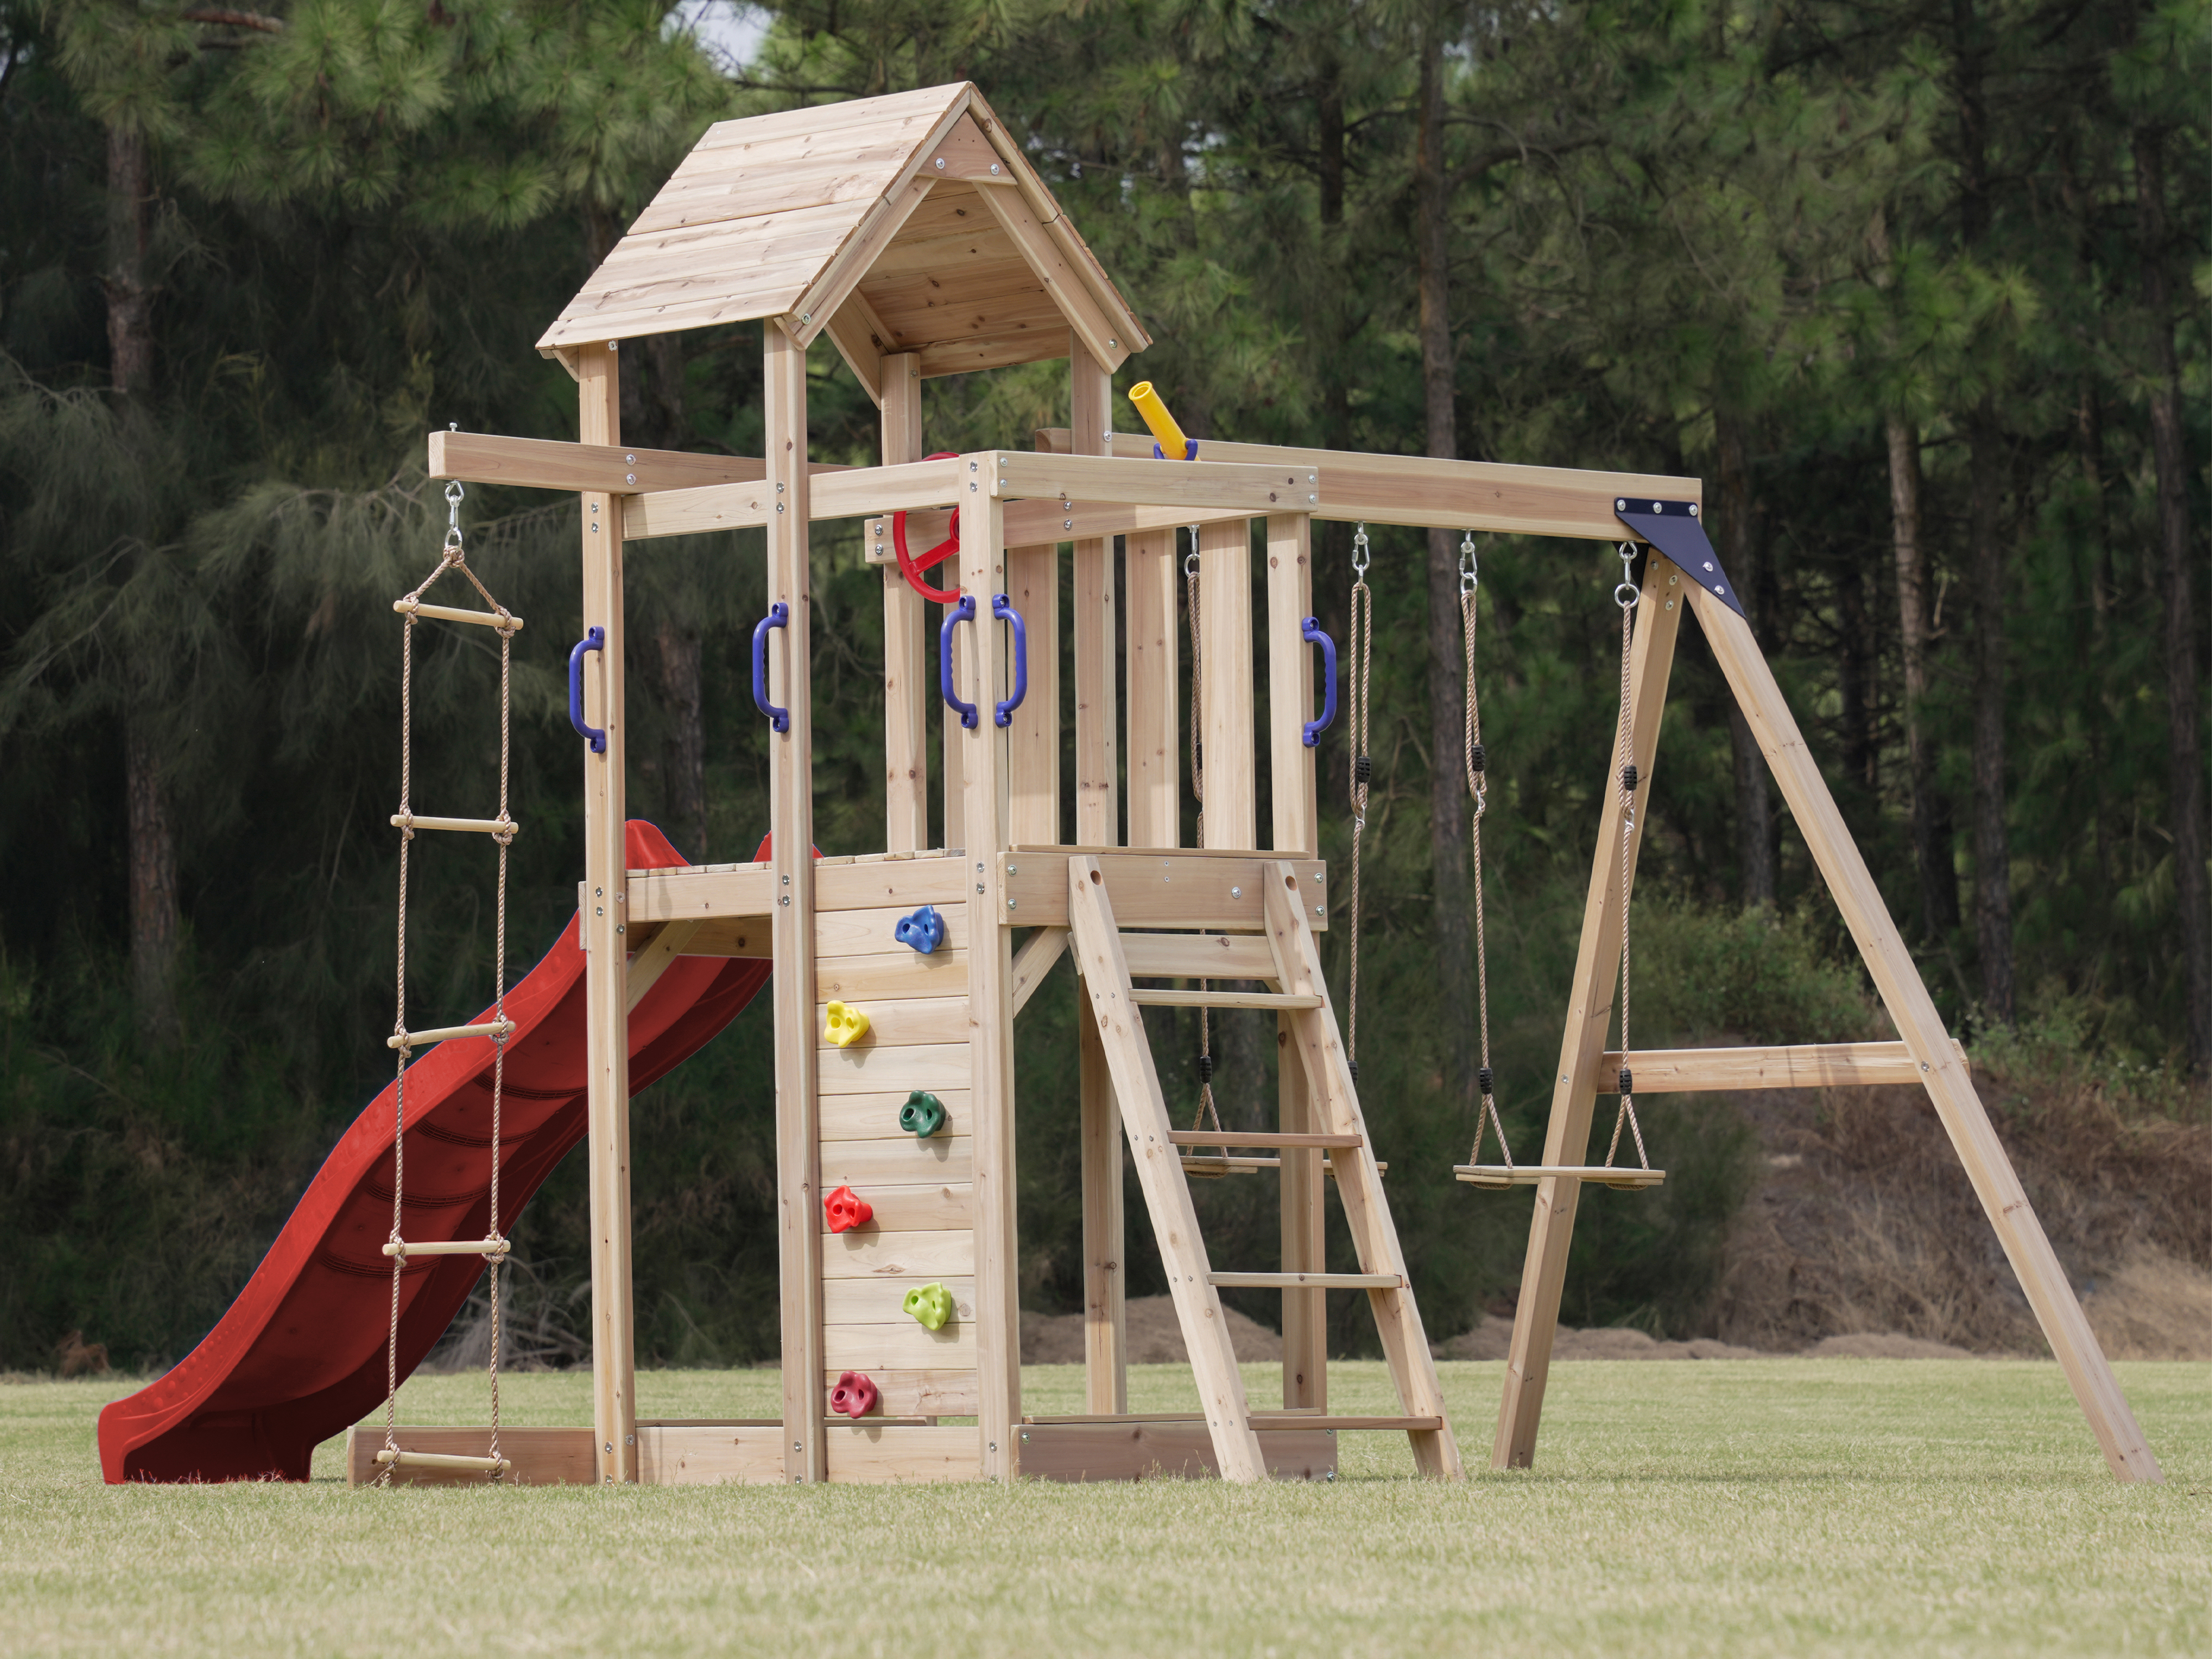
(825, 1185, 873, 1233)
(829, 1371, 879, 1419)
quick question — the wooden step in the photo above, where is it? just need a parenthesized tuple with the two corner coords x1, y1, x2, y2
(1023, 1411, 1443, 1433)
(1168, 1130, 1360, 1149)
(1179, 1155, 1387, 1177)
(1454, 1164, 1666, 1191)
(373, 1448, 510, 1474)
(1208, 1270, 1401, 1290)
(1120, 932, 1279, 980)
(1129, 988, 1322, 1011)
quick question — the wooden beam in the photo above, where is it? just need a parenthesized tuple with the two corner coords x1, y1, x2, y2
(1034, 428, 1698, 541)
(623, 457, 953, 541)
(1125, 530, 1178, 849)
(989, 451, 1311, 513)
(1199, 517, 1255, 851)
(1017, 1421, 1332, 1483)
(1598, 1040, 1971, 1092)
(967, 137, 1128, 373)
(576, 342, 638, 1486)
(765, 324, 826, 1486)
(1010, 926, 1067, 1014)
(959, 488, 1020, 1480)
(625, 919, 703, 1014)
(1079, 983, 1125, 1415)
(1005, 538, 1059, 845)
(880, 353, 927, 853)
(1689, 582, 2163, 1484)
(821, 293, 886, 405)
(1070, 344, 1118, 847)
(428, 429, 761, 495)
(1493, 558, 1687, 1474)
(1000, 852, 1329, 931)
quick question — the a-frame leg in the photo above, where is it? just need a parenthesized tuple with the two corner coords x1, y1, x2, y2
(1691, 588, 2162, 1483)
(1066, 857, 1270, 1483)
(1263, 865, 1464, 1479)
(1494, 559, 1688, 1470)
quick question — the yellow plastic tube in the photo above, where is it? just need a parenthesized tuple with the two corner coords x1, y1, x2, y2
(1127, 382, 1190, 457)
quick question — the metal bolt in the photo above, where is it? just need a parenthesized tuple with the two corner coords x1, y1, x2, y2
(1108, 338, 1117, 347)
(616, 924, 624, 934)
(1065, 520, 1073, 531)
(625, 473, 636, 484)
(799, 311, 810, 324)
(626, 454, 636, 463)
(989, 163, 1001, 175)
(1008, 864, 1019, 875)
(780, 895, 790, 906)
(596, 906, 604, 916)
(1313, 871, 1324, 884)
(605, 1442, 613, 1453)
(1616, 498, 1626, 510)
(1230, 886, 1242, 899)
(1314, 905, 1324, 917)
(1689, 504, 1699, 516)
(627, 1434, 635, 1445)
(776, 503, 784, 513)
(1008, 899, 1018, 910)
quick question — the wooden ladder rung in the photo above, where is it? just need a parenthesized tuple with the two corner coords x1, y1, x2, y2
(1179, 1155, 1387, 1177)
(390, 599, 522, 632)
(382, 1239, 512, 1259)
(1208, 1270, 1402, 1290)
(373, 1449, 511, 1473)
(390, 813, 520, 837)
(1128, 988, 1323, 1010)
(1454, 1164, 1666, 1191)
(1168, 1130, 1360, 1149)
(387, 1019, 515, 1050)
(1253, 1414, 1444, 1432)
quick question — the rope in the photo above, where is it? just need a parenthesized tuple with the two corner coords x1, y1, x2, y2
(1183, 526, 1220, 1134)
(1460, 535, 1514, 1171)
(379, 478, 515, 1484)
(1604, 545, 1651, 1171)
(1345, 525, 1373, 1082)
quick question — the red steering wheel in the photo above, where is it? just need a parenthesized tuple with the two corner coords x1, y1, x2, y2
(892, 452, 962, 604)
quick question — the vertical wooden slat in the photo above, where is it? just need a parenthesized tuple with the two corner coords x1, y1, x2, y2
(1197, 517, 1255, 850)
(1125, 530, 1178, 848)
(1070, 343, 1118, 847)
(958, 473, 1020, 1480)
(880, 352, 927, 852)
(765, 324, 825, 1485)
(1079, 997, 1126, 1413)
(1493, 556, 1685, 1472)
(1691, 583, 2163, 1484)
(577, 342, 637, 1485)
(1005, 542, 1059, 845)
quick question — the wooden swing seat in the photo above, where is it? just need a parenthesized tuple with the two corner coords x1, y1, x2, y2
(1453, 1164, 1666, 1192)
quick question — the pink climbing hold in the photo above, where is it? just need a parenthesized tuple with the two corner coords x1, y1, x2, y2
(829, 1371, 879, 1419)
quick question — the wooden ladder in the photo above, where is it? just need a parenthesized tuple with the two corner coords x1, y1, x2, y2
(1066, 854, 1463, 1481)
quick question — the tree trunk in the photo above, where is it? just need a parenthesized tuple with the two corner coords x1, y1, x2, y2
(1312, 59, 1353, 671)
(654, 613, 708, 862)
(2134, 125, 2211, 1072)
(126, 707, 179, 1046)
(105, 124, 154, 399)
(1415, 26, 1474, 1104)
(1715, 411, 1774, 907)
(1837, 551, 1874, 793)
(1966, 404, 2013, 1024)
(1886, 416, 1959, 938)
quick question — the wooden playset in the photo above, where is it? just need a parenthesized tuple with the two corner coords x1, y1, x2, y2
(102, 82, 2160, 1489)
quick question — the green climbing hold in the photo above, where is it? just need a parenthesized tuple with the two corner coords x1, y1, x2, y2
(899, 1090, 947, 1138)
(902, 1282, 954, 1331)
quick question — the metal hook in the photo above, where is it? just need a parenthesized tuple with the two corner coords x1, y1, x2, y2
(1459, 530, 1478, 596)
(1352, 522, 1370, 579)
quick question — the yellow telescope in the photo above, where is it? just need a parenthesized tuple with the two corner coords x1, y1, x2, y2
(1127, 382, 1191, 458)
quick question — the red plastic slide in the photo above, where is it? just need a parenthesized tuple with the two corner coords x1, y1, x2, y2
(98, 822, 770, 1483)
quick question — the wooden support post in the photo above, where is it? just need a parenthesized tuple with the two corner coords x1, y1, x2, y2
(1005, 540, 1059, 845)
(959, 479, 1021, 1480)
(1125, 529, 1179, 848)
(576, 342, 637, 1486)
(1070, 341, 1124, 1414)
(881, 352, 927, 852)
(1690, 586, 2163, 1484)
(765, 325, 825, 1485)
(1198, 518, 1255, 850)
(1264, 513, 1323, 1407)
(1071, 344, 1118, 848)
(1494, 556, 1686, 1472)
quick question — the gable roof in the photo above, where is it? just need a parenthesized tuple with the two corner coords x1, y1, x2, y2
(536, 83, 1149, 391)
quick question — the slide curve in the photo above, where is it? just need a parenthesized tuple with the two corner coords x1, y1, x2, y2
(98, 822, 770, 1483)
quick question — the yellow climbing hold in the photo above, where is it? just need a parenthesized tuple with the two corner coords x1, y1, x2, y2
(823, 1000, 871, 1047)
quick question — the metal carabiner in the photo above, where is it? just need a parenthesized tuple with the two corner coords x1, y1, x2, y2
(1615, 541, 1640, 609)
(1352, 522, 1371, 580)
(1459, 530, 1478, 597)
(443, 480, 466, 554)
(1183, 523, 1202, 579)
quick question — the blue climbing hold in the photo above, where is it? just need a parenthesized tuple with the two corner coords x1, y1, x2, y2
(895, 905, 945, 955)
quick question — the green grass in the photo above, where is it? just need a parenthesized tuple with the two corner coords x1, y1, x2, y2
(2, 1360, 2206, 1656)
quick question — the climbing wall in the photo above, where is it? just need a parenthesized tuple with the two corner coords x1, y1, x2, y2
(813, 874, 984, 1479)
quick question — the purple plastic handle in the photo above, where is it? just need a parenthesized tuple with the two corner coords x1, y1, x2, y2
(1301, 617, 1336, 747)
(568, 627, 606, 753)
(940, 596, 978, 729)
(990, 593, 1027, 727)
(752, 602, 790, 733)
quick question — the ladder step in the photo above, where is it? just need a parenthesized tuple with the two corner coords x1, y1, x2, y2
(390, 812, 520, 837)
(1168, 1130, 1360, 1149)
(1180, 1155, 1387, 1177)
(388, 1020, 515, 1050)
(373, 1449, 511, 1473)
(1120, 932, 1279, 980)
(392, 598, 522, 632)
(1128, 989, 1322, 1010)
(1454, 1164, 1666, 1191)
(1208, 1271, 1401, 1290)
(382, 1239, 512, 1259)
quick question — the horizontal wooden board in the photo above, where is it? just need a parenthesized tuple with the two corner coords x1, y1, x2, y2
(991, 452, 1308, 512)
(427, 432, 763, 496)
(1006, 854, 1330, 933)
(1016, 1421, 1334, 1483)
(1597, 1039, 1968, 1092)
(1035, 427, 1700, 541)
(825, 1367, 978, 1418)
(818, 1041, 972, 1094)
(825, 1423, 982, 1483)
(818, 1089, 970, 1142)
(635, 1422, 789, 1485)
(867, 222, 1022, 280)
(344, 1426, 594, 1488)
(917, 325, 1073, 379)
(678, 918, 768, 957)
(820, 1133, 973, 1187)
(825, 1318, 978, 1369)
(821, 1227, 975, 1280)
(625, 456, 964, 540)
(818, 1182, 971, 1232)
(1121, 931, 1281, 980)
(823, 1276, 977, 1325)
(815, 996, 977, 1051)
(628, 865, 774, 922)
(818, 857, 970, 911)
(816, 949, 970, 1004)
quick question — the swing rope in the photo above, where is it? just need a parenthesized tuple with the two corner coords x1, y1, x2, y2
(378, 479, 517, 1484)
(1345, 524, 1373, 1083)
(1604, 544, 1652, 1171)
(1183, 526, 1221, 1135)
(1460, 534, 1514, 1171)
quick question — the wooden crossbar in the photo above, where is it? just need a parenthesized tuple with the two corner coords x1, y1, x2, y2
(1208, 1271, 1401, 1290)
(373, 1449, 510, 1474)
(1179, 1155, 1387, 1177)
(387, 1020, 513, 1049)
(383, 1238, 512, 1259)
(1598, 1039, 1969, 1092)
(390, 813, 519, 837)
(1455, 1165, 1666, 1191)
(391, 599, 521, 632)
(1129, 989, 1322, 1010)
(1168, 1130, 1361, 1149)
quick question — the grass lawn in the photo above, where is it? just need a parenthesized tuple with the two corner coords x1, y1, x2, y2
(1, 1358, 2205, 1656)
